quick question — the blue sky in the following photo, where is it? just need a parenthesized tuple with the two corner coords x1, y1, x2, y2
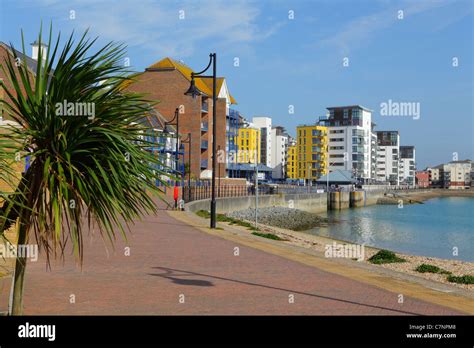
(0, 0, 472, 169)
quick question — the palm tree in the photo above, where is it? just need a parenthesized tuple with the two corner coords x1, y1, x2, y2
(0, 27, 170, 315)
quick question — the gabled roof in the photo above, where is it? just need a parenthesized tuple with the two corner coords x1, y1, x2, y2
(139, 107, 176, 133)
(227, 163, 273, 172)
(0, 41, 38, 74)
(316, 170, 355, 183)
(147, 57, 237, 104)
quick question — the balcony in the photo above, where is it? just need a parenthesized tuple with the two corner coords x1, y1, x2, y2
(201, 140, 208, 149)
(201, 100, 209, 113)
(201, 122, 208, 132)
(200, 159, 208, 168)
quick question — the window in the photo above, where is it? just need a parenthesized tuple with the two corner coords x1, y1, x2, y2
(343, 109, 349, 119)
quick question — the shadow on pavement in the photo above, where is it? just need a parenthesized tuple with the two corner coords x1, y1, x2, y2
(149, 266, 431, 315)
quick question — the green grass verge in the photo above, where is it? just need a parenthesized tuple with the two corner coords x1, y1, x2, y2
(447, 275, 474, 284)
(196, 210, 260, 231)
(415, 264, 452, 275)
(368, 249, 406, 264)
(251, 232, 285, 241)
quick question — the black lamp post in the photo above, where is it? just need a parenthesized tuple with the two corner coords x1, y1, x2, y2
(165, 107, 180, 209)
(184, 53, 217, 229)
(217, 145, 221, 197)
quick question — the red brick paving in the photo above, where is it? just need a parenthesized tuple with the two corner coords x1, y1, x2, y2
(22, 204, 462, 315)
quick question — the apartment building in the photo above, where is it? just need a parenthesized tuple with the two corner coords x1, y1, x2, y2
(370, 132, 378, 179)
(226, 108, 240, 177)
(252, 116, 272, 167)
(376, 131, 400, 185)
(271, 126, 289, 180)
(286, 142, 297, 179)
(319, 105, 374, 182)
(236, 126, 261, 164)
(427, 164, 444, 187)
(0, 41, 41, 122)
(443, 160, 472, 189)
(399, 146, 416, 186)
(124, 57, 237, 180)
(0, 42, 42, 192)
(296, 125, 328, 182)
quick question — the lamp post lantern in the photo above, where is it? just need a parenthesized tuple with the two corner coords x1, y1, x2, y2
(185, 53, 218, 228)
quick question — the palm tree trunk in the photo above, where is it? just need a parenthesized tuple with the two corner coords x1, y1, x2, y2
(11, 213, 29, 315)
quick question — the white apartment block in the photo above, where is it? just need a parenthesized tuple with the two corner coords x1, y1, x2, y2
(399, 146, 416, 186)
(443, 160, 472, 189)
(320, 105, 374, 181)
(270, 126, 289, 180)
(376, 131, 400, 185)
(252, 116, 272, 167)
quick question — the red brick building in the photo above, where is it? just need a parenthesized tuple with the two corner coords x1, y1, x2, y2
(0, 41, 39, 121)
(124, 57, 237, 180)
(415, 171, 430, 188)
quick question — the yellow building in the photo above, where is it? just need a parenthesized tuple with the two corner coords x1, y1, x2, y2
(296, 125, 328, 180)
(237, 127, 261, 164)
(286, 145, 297, 179)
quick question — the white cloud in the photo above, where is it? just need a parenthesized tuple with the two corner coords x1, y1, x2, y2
(34, 0, 281, 58)
(318, 0, 464, 56)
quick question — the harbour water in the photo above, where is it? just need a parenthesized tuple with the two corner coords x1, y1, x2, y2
(308, 197, 474, 261)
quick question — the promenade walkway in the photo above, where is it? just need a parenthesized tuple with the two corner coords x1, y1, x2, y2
(21, 202, 466, 315)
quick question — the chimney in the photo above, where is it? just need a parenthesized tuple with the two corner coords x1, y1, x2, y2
(31, 40, 48, 61)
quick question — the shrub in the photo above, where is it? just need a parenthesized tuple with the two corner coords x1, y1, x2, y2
(251, 232, 285, 241)
(447, 275, 474, 284)
(368, 249, 406, 264)
(415, 264, 451, 275)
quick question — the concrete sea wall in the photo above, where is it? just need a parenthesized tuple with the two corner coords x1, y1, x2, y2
(185, 190, 392, 215)
(186, 193, 328, 214)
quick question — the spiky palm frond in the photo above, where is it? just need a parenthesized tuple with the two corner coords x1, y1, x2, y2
(0, 26, 170, 263)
